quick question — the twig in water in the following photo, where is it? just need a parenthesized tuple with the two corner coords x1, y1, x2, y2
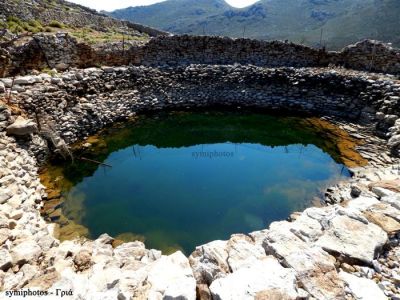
(79, 157, 112, 167)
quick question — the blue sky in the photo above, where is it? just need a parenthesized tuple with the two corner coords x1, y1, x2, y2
(68, 0, 260, 11)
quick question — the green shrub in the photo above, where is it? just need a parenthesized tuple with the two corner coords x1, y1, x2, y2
(41, 67, 57, 76)
(6, 16, 21, 23)
(6, 17, 44, 34)
(28, 20, 42, 28)
(7, 21, 23, 34)
(49, 20, 64, 28)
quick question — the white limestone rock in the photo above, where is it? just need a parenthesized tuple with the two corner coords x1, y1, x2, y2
(6, 116, 38, 136)
(372, 187, 396, 198)
(1, 78, 13, 88)
(289, 212, 323, 242)
(226, 234, 267, 272)
(11, 240, 42, 265)
(18, 264, 39, 289)
(263, 220, 345, 300)
(3, 269, 24, 290)
(102, 66, 116, 73)
(316, 214, 387, 264)
(73, 249, 93, 272)
(345, 196, 380, 211)
(388, 134, 400, 148)
(14, 76, 36, 85)
(286, 247, 344, 300)
(248, 229, 269, 246)
(0, 188, 12, 204)
(381, 194, 400, 210)
(51, 77, 63, 84)
(146, 251, 196, 300)
(189, 240, 229, 284)
(339, 271, 387, 300)
(363, 209, 400, 235)
(0, 228, 10, 245)
(50, 270, 94, 299)
(8, 209, 23, 220)
(87, 265, 126, 292)
(263, 221, 310, 257)
(209, 257, 298, 300)
(0, 249, 12, 271)
(95, 233, 114, 245)
(114, 241, 147, 263)
(366, 202, 400, 222)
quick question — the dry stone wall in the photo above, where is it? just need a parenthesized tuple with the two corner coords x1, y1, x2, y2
(2, 34, 400, 78)
(132, 35, 328, 67)
(135, 36, 400, 75)
(331, 40, 400, 75)
(1, 65, 399, 157)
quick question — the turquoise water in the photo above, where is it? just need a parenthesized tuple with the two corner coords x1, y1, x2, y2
(58, 111, 350, 254)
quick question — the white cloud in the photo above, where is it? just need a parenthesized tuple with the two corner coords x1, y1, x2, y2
(67, 0, 261, 12)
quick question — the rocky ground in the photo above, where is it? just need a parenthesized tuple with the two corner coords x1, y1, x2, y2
(0, 65, 399, 299)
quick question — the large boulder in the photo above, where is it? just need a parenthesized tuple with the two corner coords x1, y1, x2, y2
(113, 241, 147, 264)
(0, 188, 12, 204)
(189, 234, 268, 286)
(0, 249, 12, 271)
(315, 214, 388, 264)
(209, 257, 298, 300)
(10, 240, 42, 265)
(281, 245, 344, 300)
(345, 196, 380, 211)
(365, 202, 400, 222)
(0, 78, 13, 88)
(388, 134, 400, 148)
(363, 210, 400, 235)
(189, 240, 229, 285)
(6, 116, 38, 136)
(145, 251, 196, 300)
(339, 271, 387, 300)
(225, 234, 267, 272)
(0, 228, 10, 245)
(263, 220, 345, 300)
(14, 76, 36, 85)
(381, 194, 400, 210)
(73, 249, 93, 272)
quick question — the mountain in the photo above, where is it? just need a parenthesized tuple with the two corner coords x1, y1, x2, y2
(110, 0, 230, 34)
(109, 0, 400, 49)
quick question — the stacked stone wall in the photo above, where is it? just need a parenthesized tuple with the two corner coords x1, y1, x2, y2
(2, 35, 400, 78)
(1, 65, 398, 154)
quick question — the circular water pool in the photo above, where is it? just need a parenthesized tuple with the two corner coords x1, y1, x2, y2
(43, 111, 353, 254)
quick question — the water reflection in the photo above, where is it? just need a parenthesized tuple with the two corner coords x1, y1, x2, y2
(54, 112, 352, 254)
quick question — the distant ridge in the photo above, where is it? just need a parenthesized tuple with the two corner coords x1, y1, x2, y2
(109, 0, 400, 50)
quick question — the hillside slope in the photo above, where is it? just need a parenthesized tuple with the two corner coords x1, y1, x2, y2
(110, 0, 230, 33)
(110, 0, 400, 49)
(0, 0, 167, 44)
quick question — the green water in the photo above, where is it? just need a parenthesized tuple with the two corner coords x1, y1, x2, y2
(56, 111, 350, 254)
